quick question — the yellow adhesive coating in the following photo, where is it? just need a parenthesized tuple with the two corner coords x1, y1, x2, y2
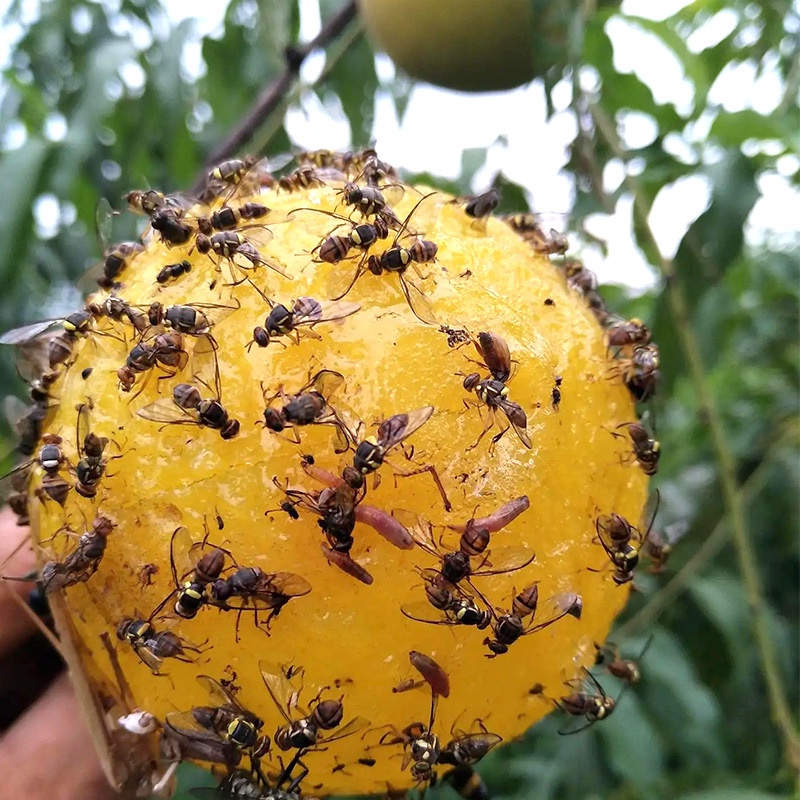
(30, 177, 647, 797)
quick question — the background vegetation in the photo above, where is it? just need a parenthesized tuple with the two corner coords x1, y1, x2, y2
(0, 0, 797, 798)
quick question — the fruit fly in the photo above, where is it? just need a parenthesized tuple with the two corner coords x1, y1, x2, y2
(344, 404, 451, 509)
(117, 330, 188, 394)
(116, 617, 208, 675)
(483, 584, 583, 657)
(338, 182, 396, 221)
(1, 433, 71, 505)
(461, 331, 531, 450)
(260, 661, 369, 751)
(439, 721, 502, 768)
(623, 343, 661, 401)
(378, 652, 446, 785)
(642, 525, 679, 573)
(310, 212, 392, 265)
(555, 669, 618, 734)
(196, 201, 272, 234)
(277, 165, 326, 193)
(39, 515, 116, 593)
(149, 206, 194, 246)
(85, 295, 148, 335)
(443, 764, 492, 800)
(396, 510, 535, 590)
(148, 526, 227, 621)
(137, 336, 239, 438)
(350, 405, 433, 478)
(273, 464, 413, 585)
(594, 635, 653, 684)
(161, 716, 243, 772)
(73, 401, 112, 498)
(612, 421, 660, 475)
(99, 241, 145, 288)
(606, 317, 652, 348)
(303, 460, 416, 549)
(401, 573, 493, 630)
(188, 759, 309, 800)
(163, 675, 269, 779)
(0, 309, 122, 372)
(143, 300, 239, 338)
(259, 370, 350, 452)
(209, 566, 311, 641)
(194, 230, 289, 285)
(192, 676, 270, 760)
(461, 188, 500, 220)
(247, 296, 360, 350)
(552, 375, 563, 412)
(329, 193, 439, 325)
(504, 212, 569, 255)
(594, 492, 659, 585)
(196, 155, 262, 205)
(156, 259, 192, 285)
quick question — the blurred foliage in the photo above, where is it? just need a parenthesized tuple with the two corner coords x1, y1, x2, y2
(0, 0, 797, 798)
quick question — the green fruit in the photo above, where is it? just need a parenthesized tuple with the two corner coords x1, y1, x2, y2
(359, 0, 578, 92)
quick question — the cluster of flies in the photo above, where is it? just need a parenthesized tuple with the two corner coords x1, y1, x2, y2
(0, 148, 665, 799)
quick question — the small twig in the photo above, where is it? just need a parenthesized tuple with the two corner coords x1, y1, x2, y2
(589, 101, 800, 768)
(248, 16, 365, 158)
(193, 0, 358, 192)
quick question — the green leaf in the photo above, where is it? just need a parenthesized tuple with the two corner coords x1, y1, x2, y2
(677, 792, 789, 800)
(652, 149, 759, 397)
(597, 690, 665, 786)
(709, 110, 793, 150)
(324, 32, 376, 145)
(0, 138, 49, 295)
(620, 14, 711, 116)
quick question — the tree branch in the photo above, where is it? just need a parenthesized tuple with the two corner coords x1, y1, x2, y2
(193, 0, 358, 192)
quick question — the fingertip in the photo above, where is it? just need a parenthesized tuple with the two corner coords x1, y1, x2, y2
(0, 673, 117, 800)
(0, 509, 38, 654)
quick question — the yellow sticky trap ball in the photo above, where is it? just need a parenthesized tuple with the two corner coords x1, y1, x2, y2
(19, 151, 650, 798)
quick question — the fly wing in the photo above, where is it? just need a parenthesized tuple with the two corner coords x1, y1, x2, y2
(400, 601, 458, 626)
(191, 333, 222, 400)
(133, 641, 164, 675)
(218, 571, 312, 611)
(397, 273, 437, 325)
(526, 591, 583, 634)
(259, 660, 298, 724)
(309, 369, 345, 400)
(375, 406, 434, 451)
(273, 479, 324, 517)
(594, 515, 624, 558)
(318, 715, 370, 745)
(169, 526, 199, 583)
(473, 546, 536, 577)
(474, 332, 511, 382)
(76, 401, 92, 455)
(390, 509, 435, 552)
(16, 334, 55, 381)
(327, 257, 365, 303)
(636, 489, 661, 549)
(294, 297, 361, 326)
(136, 397, 196, 425)
(0, 319, 61, 346)
(263, 571, 312, 598)
(496, 398, 531, 448)
(196, 674, 240, 712)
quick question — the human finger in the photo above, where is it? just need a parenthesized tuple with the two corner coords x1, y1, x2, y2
(0, 509, 38, 656)
(0, 672, 116, 800)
